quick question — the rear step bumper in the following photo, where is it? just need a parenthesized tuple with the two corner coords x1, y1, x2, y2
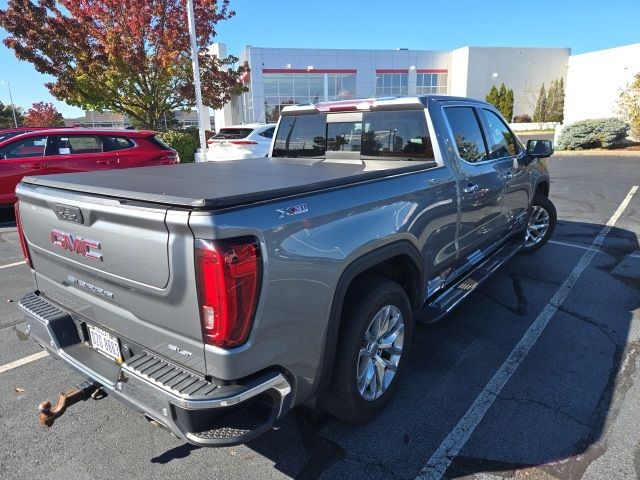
(18, 292, 292, 447)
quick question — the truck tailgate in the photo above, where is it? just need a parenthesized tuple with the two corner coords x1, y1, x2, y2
(16, 182, 206, 373)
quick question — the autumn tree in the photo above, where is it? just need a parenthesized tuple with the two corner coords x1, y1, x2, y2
(0, 101, 24, 128)
(0, 0, 248, 129)
(23, 102, 65, 127)
(617, 73, 640, 138)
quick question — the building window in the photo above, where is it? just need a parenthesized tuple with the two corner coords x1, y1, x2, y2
(263, 72, 356, 122)
(375, 73, 408, 96)
(416, 72, 448, 94)
(327, 74, 356, 101)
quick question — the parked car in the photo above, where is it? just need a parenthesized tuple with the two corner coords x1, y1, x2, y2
(204, 123, 275, 161)
(15, 95, 555, 446)
(0, 128, 178, 205)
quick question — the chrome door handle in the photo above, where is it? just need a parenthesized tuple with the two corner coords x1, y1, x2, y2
(463, 183, 479, 194)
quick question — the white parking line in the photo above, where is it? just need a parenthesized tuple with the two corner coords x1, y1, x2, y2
(0, 350, 49, 374)
(549, 240, 600, 253)
(416, 185, 638, 480)
(0, 260, 26, 270)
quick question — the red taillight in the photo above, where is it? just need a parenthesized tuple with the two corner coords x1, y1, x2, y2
(195, 238, 261, 349)
(14, 202, 32, 268)
(229, 140, 258, 145)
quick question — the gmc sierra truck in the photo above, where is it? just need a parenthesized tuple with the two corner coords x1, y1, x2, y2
(15, 95, 556, 446)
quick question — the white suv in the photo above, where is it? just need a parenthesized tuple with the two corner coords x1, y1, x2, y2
(204, 123, 276, 161)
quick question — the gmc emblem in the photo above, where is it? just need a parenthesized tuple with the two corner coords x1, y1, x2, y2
(50, 230, 103, 261)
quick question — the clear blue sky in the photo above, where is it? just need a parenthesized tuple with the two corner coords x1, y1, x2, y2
(1, 0, 638, 117)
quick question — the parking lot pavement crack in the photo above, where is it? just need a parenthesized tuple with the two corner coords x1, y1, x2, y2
(342, 454, 407, 479)
(494, 394, 591, 429)
(555, 305, 623, 346)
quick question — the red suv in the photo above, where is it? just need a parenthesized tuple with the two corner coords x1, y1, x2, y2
(0, 128, 178, 205)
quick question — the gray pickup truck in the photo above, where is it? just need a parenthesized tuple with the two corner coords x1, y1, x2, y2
(15, 95, 555, 446)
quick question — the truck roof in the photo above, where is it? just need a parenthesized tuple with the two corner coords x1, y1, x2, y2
(20, 158, 432, 209)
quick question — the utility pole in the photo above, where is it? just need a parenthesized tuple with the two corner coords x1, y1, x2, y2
(185, 0, 207, 160)
(1, 81, 18, 127)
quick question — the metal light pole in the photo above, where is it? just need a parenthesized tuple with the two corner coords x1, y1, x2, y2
(185, 0, 208, 159)
(0, 81, 18, 127)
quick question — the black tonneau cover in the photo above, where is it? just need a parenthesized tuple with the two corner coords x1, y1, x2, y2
(21, 158, 433, 208)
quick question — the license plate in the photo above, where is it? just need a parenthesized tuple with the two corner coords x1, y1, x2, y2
(88, 325, 122, 361)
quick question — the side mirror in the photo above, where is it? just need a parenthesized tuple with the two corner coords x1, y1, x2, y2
(526, 139, 553, 158)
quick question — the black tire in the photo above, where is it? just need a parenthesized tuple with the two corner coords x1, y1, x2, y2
(519, 194, 557, 255)
(324, 277, 413, 423)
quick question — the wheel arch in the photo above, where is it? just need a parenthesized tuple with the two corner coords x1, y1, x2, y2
(308, 240, 425, 410)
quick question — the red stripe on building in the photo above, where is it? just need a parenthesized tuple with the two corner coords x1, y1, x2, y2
(375, 69, 409, 74)
(416, 69, 448, 74)
(262, 68, 357, 74)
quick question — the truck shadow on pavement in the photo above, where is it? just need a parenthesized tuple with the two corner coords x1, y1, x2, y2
(237, 221, 640, 480)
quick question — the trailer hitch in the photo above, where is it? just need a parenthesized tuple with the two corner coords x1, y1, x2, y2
(38, 380, 105, 427)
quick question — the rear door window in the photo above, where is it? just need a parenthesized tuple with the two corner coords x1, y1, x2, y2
(444, 107, 488, 163)
(480, 109, 520, 159)
(272, 115, 326, 157)
(54, 135, 103, 155)
(258, 127, 275, 139)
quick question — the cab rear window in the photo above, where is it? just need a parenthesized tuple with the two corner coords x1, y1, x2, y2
(272, 110, 434, 162)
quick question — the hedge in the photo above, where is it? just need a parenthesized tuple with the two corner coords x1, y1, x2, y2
(557, 118, 629, 150)
(156, 129, 200, 163)
(512, 114, 532, 123)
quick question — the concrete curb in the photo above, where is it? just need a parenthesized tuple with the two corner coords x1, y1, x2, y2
(553, 150, 640, 157)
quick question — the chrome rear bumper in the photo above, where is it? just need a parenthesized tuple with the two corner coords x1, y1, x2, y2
(19, 292, 292, 446)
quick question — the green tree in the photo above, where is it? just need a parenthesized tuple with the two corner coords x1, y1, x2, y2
(500, 88, 514, 122)
(0, 101, 23, 128)
(547, 78, 565, 123)
(486, 83, 514, 121)
(0, 0, 248, 130)
(533, 84, 548, 123)
(485, 85, 500, 109)
(617, 73, 640, 138)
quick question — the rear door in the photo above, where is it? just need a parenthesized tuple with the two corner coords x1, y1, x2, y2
(0, 134, 49, 204)
(442, 105, 509, 265)
(47, 134, 119, 174)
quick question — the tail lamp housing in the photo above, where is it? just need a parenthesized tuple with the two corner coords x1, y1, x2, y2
(195, 238, 261, 349)
(14, 201, 32, 268)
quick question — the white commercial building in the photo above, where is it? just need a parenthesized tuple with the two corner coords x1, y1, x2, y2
(213, 44, 571, 129)
(563, 43, 640, 125)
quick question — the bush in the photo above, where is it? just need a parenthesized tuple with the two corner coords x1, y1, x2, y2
(157, 129, 200, 163)
(512, 114, 532, 123)
(557, 118, 630, 150)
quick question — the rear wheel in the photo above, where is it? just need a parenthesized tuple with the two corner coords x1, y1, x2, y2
(520, 194, 557, 254)
(325, 277, 413, 423)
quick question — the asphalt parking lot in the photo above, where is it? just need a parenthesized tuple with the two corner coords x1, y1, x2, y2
(1, 153, 639, 480)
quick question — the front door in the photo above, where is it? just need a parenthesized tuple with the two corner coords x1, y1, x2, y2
(442, 105, 508, 268)
(478, 108, 530, 232)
